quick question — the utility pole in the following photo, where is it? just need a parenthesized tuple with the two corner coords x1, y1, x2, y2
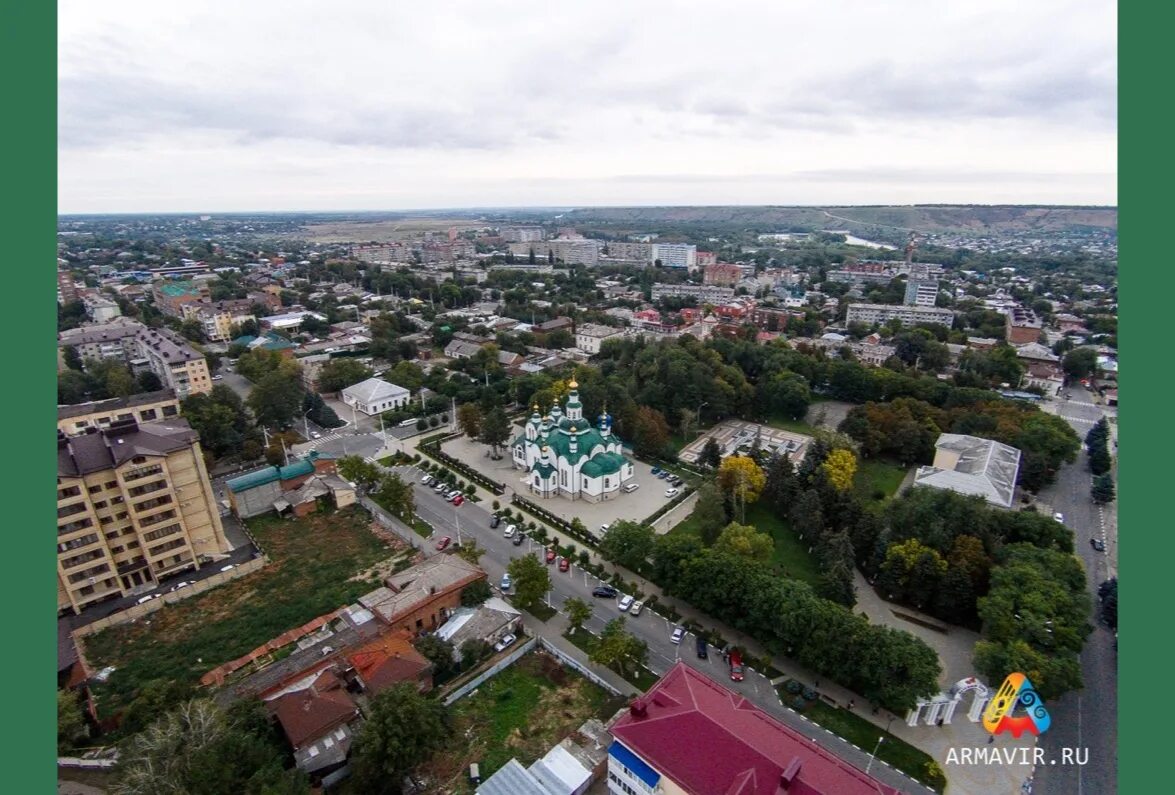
(866, 736, 884, 776)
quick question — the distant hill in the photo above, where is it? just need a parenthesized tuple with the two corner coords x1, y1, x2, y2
(562, 205, 1117, 236)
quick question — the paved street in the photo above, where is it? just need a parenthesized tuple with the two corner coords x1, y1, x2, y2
(378, 463, 935, 795)
(1030, 387, 1118, 795)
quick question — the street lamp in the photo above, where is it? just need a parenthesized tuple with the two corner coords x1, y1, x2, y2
(865, 735, 885, 776)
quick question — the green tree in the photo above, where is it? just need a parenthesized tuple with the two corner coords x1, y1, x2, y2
(375, 472, 415, 523)
(713, 522, 773, 561)
(388, 360, 425, 392)
(248, 367, 305, 429)
(1091, 473, 1116, 504)
(633, 406, 671, 459)
(316, 358, 374, 393)
(789, 489, 825, 538)
(564, 597, 593, 633)
(507, 554, 551, 611)
(691, 482, 728, 545)
(816, 558, 857, 607)
(457, 403, 484, 438)
(62, 345, 84, 371)
(590, 617, 648, 678)
(598, 520, 656, 571)
(460, 579, 492, 606)
(1062, 347, 1098, 379)
(303, 389, 343, 428)
(351, 684, 449, 795)
(57, 689, 88, 753)
(136, 370, 164, 392)
(337, 456, 384, 489)
(699, 437, 723, 468)
(414, 635, 458, 682)
(480, 407, 511, 458)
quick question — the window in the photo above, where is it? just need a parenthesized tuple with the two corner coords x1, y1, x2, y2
(162, 405, 178, 417)
(605, 478, 610, 488)
(415, 619, 423, 629)
(87, 485, 103, 495)
(534, 475, 540, 486)
(93, 501, 107, 509)
(139, 409, 157, 421)
(104, 481, 118, 490)
(57, 486, 81, 500)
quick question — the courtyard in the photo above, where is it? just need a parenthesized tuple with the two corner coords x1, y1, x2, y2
(678, 419, 813, 466)
(440, 433, 679, 529)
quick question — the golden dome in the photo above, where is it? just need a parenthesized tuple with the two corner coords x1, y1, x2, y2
(568, 378, 578, 389)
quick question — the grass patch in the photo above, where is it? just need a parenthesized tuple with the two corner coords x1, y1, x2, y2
(525, 602, 558, 622)
(419, 652, 626, 794)
(790, 694, 945, 792)
(84, 506, 393, 721)
(853, 458, 908, 506)
(764, 414, 819, 435)
(562, 629, 659, 691)
(412, 517, 434, 538)
(669, 501, 820, 588)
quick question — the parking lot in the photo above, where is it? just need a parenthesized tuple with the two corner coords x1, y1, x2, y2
(439, 435, 682, 529)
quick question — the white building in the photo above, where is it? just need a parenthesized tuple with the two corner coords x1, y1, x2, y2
(650, 283, 735, 303)
(341, 377, 411, 416)
(914, 434, 1022, 508)
(652, 243, 697, 269)
(511, 381, 634, 503)
(845, 303, 955, 327)
(574, 323, 626, 355)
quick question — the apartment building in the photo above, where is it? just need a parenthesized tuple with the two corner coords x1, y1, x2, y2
(574, 323, 626, 354)
(650, 283, 735, 303)
(845, 302, 955, 328)
(652, 243, 697, 269)
(826, 267, 896, 286)
(695, 250, 718, 269)
(57, 321, 213, 398)
(703, 262, 742, 287)
(151, 280, 210, 318)
(83, 295, 122, 323)
(1006, 307, 1043, 344)
(58, 269, 80, 305)
(56, 418, 231, 614)
(605, 241, 654, 262)
(508, 239, 601, 266)
(58, 390, 181, 437)
(500, 227, 546, 243)
(903, 276, 940, 307)
(184, 299, 256, 342)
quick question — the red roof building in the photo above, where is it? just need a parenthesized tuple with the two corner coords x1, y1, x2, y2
(347, 629, 433, 694)
(607, 662, 904, 795)
(268, 670, 360, 751)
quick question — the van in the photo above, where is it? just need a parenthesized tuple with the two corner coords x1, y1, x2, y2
(398, 418, 418, 427)
(623, 483, 640, 493)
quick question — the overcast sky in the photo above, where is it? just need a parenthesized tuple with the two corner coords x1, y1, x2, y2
(58, 0, 1117, 213)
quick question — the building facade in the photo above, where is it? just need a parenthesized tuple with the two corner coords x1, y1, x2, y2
(340, 378, 411, 416)
(1005, 307, 1043, 344)
(651, 243, 697, 269)
(58, 390, 181, 437)
(58, 321, 213, 398)
(56, 419, 231, 614)
(650, 283, 735, 303)
(185, 299, 256, 342)
(845, 302, 955, 328)
(703, 262, 742, 287)
(511, 382, 634, 503)
(151, 280, 210, 318)
(575, 323, 626, 354)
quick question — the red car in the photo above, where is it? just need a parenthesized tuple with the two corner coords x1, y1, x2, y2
(545, 548, 557, 564)
(558, 556, 570, 572)
(435, 536, 452, 551)
(451, 494, 465, 506)
(729, 650, 745, 682)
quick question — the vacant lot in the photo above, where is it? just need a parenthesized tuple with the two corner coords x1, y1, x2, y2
(418, 652, 625, 794)
(85, 507, 397, 719)
(302, 218, 486, 243)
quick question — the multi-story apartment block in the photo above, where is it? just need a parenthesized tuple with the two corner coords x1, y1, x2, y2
(748, 305, 795, 332)
(650, 283, 735, 303)
(703, 262, 742, 287)
(574, 323, 627, 354)
(151, 280, 210, 318)
(185, 299, 256, 342)
(58, 268, 80, 305)
(845, 302, 955, 328)
(652, 243, 697, 269)
(58, 390, 181, 436)
(826, 266, 897, 286)
(58, 321, 213, 398)
(903, 276, 941, 307)
(83, 295, 122, 323)
(695, 250, 718, 269)
(605, 241, 654, 262)
(500, 227, 546, 243)
(56, 418, 231, 614)
(508, 240, 601, 266)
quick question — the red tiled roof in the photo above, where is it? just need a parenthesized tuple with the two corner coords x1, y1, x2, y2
(609, 663, 903, 795)
(347, 630, 432, 694)
(269, 680, 358, 750)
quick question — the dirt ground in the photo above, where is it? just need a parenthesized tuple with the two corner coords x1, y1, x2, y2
(301, 218, 488, 243)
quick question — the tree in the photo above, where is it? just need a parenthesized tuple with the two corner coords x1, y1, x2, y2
(460, 579, 492, 606)
(460, 639, 492, 669)
(590, 617, 648, 678)
(816, 558, 857, 607)
(1087, 444, 1112, 476)
(820, 449, 858, 492)
(480, 408, 511, 459)
(764, 453, 798, 508)
(457, 403, 484, 439)
(375, 473, 415, 523)
(316, 358, 374, 393)
(57, 689, 88, 753)
(690, 482, 728, 545)
(789, 489, 825, 537)
(454, 539, 484, 565)
(633, 406, 671, 459)
(388, 360, 425, 392)
(598, 520, 656, 571)
(303, 389, 343, 428)
(1099, 577, 1117, 630)
(136, 370, 163, 392)
(248, 367, 305, 429)
(713, 522, 773, 561)
(717, 456, 766, 522)
(507, 554, 551, 611)
(1091, 473, 1115, 504)
(414, 635, 458, 682)
(699, 437, 723, 469)
(564, 597, 593, 633)
(1062, 347, 1098, 380)
(337, 456, 384, 489)
(351, 684, 449, 795)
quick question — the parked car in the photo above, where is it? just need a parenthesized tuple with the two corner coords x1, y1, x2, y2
(546, 548, 557, 564)
(170, 581, 191, 592)
(1091, 538, 1106, 552)
(669, 477, 684, 487)
(665, 488, 679, 498)
(420, 474, 432, 484)
(618, 594, 634, 611)
(592, 585, 618, 598)
(433, 482, 448, 493)
(435, 536, 452, 551)
(623, 483, 640, 493)
(600, 523, 611, 535)
(451, 494, 465, 506)
(670, 626, 685, 645)
(493, 633, 516, 653)
(211, 374, 224, 381)
(219, 564, 236, 572)
(657, 471, 670, 479)
(729, 650, 745, 681)
(558, 556, 570, 572)
(696, 636, 708, 659)
(490, 515, 501, 529)
(136, 594, 160, 605)
(504, 524, 517, 538)
(650, 467, 663, 476)
(1053, 512, 1065, 523)
(512, 533, 525, 546)
(500, 573, 512, 591)
(629, 600, 643, 616)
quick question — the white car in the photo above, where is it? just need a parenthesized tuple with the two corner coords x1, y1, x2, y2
(618, 594, 634, 612)
(665, 487, 680, 498)
(600, 523, 611, 534)
(504, 524, 517, 538)
(494, 633, 517, 653)
(420, 473, 432, 484)
(211, 374, 224, 381)
(219, 564, 236, 572)
(136, 594, 161, 605)
(629, 600, 643, 617)
(1053, 512, 1065, 523)
(670, 626, 685, 645)
(311, 431, 321, 439)
(170, 581, 191, 592)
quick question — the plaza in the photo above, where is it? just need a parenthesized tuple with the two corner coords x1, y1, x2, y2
(678, 419, 813, 465)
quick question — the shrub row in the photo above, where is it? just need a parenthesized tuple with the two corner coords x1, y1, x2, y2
(418, 441, 506, 496)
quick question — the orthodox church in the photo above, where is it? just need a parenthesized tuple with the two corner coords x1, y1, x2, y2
(511, 380, 634, 502)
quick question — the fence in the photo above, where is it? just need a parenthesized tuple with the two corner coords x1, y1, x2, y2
(441, 637, 538, 706)
(536, 637, 623, 696)
(71, 556, 269, 639)
(58, 756, 117, 770)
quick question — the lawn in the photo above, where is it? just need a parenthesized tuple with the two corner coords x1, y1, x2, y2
(764, 414, 820, 435)
(84, 507, 396, 720)
(853, 458, 909, 506)
(670, 501, 821, 588)
(418, 653, 626, 794)
(563, 628, 660, 691)
(789, 694, 946, 792)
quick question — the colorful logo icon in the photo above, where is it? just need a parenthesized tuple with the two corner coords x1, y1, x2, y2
(982, 673, 1051, 737)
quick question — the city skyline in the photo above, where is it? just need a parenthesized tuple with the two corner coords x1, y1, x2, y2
(59, 0, 1116, 213)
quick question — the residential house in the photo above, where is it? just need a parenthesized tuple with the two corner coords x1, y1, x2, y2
(151, 280, 210, 318)
(59, 320, 213, 398)
(346, 629, 434, 695)
(225, 452, 342, 519)
(477, 720, 611, 795)
(434, 597, 522, 660)
(574, 323, 626, 355)
(358, 555, 486, 635)
(267, 670, 362, 777)
(341, 377, 411, 416)
(1005, 307, 1043, 345)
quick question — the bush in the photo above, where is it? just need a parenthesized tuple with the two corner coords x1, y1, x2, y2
(578, 551, 590, 568)
(785, 680, 803, 695)
(492, 500, 500, 511)
(428, 416, 440, 428)
(416, 418, 429, 431)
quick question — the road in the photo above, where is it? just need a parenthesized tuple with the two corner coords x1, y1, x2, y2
(1031, 387, 1117, 795)
(386, 464, 935, 795)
